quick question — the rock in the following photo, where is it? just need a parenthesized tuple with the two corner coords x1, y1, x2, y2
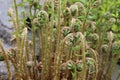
(0, 61, 14, 80)
(111, 65, 120, 80)
(0, 20, 12, 45)
(0, 0, 13, 47)
(0, 0, 13, 28)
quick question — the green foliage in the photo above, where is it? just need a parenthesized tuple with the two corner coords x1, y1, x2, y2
(76, 63, 82, 72)
(62, 29, 70, 37)
(0, 54, 4, 61)
(72, 45, 80, 51)
(67, 60, 75, 70)
(112, 42, 120, 54)
(66, 0, 81, 4)
(37, 10, 48, 25)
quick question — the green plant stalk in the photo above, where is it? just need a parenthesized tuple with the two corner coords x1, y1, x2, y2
(67, 49, 70, 61)
(41, 27, 46, 61)
(107, 64, 115, 80)
(62, 42, 71, 61)
(41, 25, 49, 80)
(72, 67, 77, 80)
(13, 2, 22, 78)
(81, 34, 86, 80)
(9, 7, 22, 79)
(103, 34, 112, 79)
(53, 0, 61, 80)
(32, 25, 36, 65)
(72, 33, 77, 61)
(26, 68, 31, 79)
(105, 54, 113, 77)
(40, 27, 45, 80)
(24, 40, 31, 79)
(32, 25, 37, 79)
(10, 12, 20, 48)
(85, 68, 89, 80)
(38, 27, 43, 61)
(51, 0, 55, 53)
(89, 48, 99, 80)
(34, 7, 37, 17)
(97, 39, 104, 80)
(106, 52, 120, 79)
(0, 41, 12, 80)
(61, 0, 67, 10)
(47, 0, 55, 78)
(70, 45, 73, 60)
(82, 0, 91, 33)
(49, 0, 54, 79)
(19, 37, 24, 75)
(13, 0, 21, 52)
(61, 43, 66, 61)
(25, 40, 31, 79)
(19, 31, 27, 77)
(22, 58, 26, 77)
(41, 24, 49, 80)
(33, 0, 38, 17)
(14, 0, 19, 27)
(45, 31, 50, 80)
(96, 33, 105, 80)
(23, 58, 30, 79)
(96, 0, 111, 52)
(96, 32, 103, 52)
(29, 3, 32, 16)
(9, 57, 17, 72)
(21, 0, 25, 19)
(25, 40, 30, 61)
